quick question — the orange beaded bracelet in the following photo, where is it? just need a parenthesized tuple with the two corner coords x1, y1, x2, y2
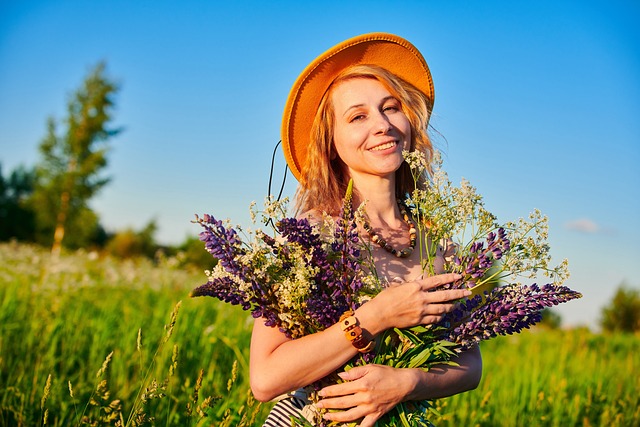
(338, 310, 374, 353)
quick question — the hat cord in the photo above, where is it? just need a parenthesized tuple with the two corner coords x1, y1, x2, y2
(264, 140, 290, 229)
(268, 140, 288, 202)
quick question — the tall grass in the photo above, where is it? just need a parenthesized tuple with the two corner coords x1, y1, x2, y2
(0, 242, 268, 426)
(435, 329, 640, 426)
(1, 242, 638, 426)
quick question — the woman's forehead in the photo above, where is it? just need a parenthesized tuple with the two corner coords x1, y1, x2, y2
(330, 78, 394, 108)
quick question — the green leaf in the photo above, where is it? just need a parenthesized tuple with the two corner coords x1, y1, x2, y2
(406, 347, 435, 369)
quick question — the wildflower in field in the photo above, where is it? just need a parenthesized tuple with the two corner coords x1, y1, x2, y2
(191, 182, 370, 340)
(442, 283, 582, 350)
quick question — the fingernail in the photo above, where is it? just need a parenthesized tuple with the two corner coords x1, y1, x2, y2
(315, 401, 324, 409)
(464, 290, 472, 296)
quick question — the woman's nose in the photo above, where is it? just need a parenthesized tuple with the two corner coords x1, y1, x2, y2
(373, 111, 392, 134)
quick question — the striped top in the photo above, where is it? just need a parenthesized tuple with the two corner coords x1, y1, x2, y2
(262, 396, 308, 426)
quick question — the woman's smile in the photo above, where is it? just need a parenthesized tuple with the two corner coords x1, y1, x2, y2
(368, 140, 399, 152)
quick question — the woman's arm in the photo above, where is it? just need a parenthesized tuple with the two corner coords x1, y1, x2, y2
(250, 316, 359, 402)
(249, 272, 470, 402)
(407, 345, 482, 399)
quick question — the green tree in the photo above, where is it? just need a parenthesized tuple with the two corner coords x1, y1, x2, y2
(176, 235, 218, 270)
(0, 163, 36, 241)
(31, 62, 120, 255)
(600, 283, 640, 333)
(105, 220, 159, 259)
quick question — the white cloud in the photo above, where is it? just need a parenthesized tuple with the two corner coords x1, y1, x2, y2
(564, 218, 601, 233)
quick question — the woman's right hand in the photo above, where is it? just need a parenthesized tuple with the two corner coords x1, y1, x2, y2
(362, 273, 470, 332)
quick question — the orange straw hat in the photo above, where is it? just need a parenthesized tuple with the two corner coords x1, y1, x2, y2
(281, 32, 435, 182)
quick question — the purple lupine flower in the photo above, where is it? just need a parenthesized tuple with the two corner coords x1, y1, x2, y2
(190, 183, 369, 340)
(195, 214, 245, 272)
(191, 213, 302, 336)
(441, 283, 582, 350)
(452, 227, 511, 289)
(190, 214, 249, 303)
(304, 187, 365, 330)
(275, 215, 352, 332)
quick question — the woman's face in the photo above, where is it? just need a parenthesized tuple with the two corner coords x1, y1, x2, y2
(330, 77, 411, 181)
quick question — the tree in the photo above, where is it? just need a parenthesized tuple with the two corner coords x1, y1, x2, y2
(105, 220, 159, 259)
(31, 62, 120, 255)
(600, 284, 640, 333)
(176, 235, 218, 270)
(0, 163, 36, 241)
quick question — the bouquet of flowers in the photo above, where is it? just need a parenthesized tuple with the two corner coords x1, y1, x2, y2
(190, 151, 581, 426)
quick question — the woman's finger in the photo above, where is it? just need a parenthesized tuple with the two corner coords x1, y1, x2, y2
(317, 395, 357, 410)
(426, 289, 471, 303)
(318, 372, 364, 399)
(424, 302, 454, 315)
(321, 406, 367, 422)
(417, 273, 462, 290)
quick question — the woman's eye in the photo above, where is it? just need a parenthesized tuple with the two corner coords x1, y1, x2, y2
(383, 104, 399, 113)
(350, 114, 366, 122)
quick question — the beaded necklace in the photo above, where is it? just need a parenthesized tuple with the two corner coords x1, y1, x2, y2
(361, 201, 417, 258)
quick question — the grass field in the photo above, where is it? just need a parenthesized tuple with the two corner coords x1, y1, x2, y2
(1, 242, 638, 426)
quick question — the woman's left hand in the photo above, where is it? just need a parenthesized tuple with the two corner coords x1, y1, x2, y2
(315, 364, 417, 426)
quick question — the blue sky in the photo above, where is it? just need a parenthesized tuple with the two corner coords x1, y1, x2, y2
(1, 0, 639, 329)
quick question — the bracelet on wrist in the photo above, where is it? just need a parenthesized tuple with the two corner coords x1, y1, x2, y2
(339, 310, 374, 353)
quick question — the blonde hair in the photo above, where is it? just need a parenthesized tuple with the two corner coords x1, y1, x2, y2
(295, 64, 434, 215)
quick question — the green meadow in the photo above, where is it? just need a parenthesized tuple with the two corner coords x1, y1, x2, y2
(1, 242, 638, 426)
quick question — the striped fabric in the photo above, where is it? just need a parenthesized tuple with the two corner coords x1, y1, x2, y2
(262, 396, 307, 426)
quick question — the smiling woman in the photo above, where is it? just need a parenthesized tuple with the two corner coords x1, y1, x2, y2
(252, 33, 482, 427)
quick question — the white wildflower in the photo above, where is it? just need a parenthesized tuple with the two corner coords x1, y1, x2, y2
(249, 201, 257, 223)
(263, 196, 290, 223)
(403, 149, 430, 172)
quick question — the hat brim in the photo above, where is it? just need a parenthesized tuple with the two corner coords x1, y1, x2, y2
(281, 32, 435, 182)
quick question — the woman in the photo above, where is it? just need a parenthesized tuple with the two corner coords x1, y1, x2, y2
(252, 33, 482, 426)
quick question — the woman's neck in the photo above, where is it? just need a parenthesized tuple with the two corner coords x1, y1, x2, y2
(352, 175, 401, 227)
